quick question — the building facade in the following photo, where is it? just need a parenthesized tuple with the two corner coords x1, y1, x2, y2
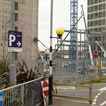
(87, 0, 106, 58)
(88, 0, 106, 32)
(0, 0, 38, 61)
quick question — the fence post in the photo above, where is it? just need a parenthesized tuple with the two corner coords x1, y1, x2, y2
(89, 84, 92, 104)
(21, 85, 24, 105)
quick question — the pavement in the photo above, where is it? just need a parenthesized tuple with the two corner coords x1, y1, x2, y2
(49, 98, 91, 106)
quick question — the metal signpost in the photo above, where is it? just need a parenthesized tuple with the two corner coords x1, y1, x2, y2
(8, 31, 22, 85)
(94, 50, 98, 78)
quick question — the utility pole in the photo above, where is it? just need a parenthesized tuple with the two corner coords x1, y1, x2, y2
(10, 0, 16, 85)
(49, 0, 53, 105)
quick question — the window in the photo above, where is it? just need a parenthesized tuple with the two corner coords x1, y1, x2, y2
(94, 0, 98, 3)
(103, 27, 105, 30)
(95, 13, 98, 18)
(103, 19, 105, 25)
(98, 36, 101, 40)
(88, 15, 89, 20)
(94, 5, 98, 11)
(99, 27, 102, 31)
(88, 22, 90, 27)
(15, 26, 18, 31)
(90, 21, 93, 26)
(103, 11, 105, 17)
(90, 7, 93, 12)
(94, 28, 98, 31)
(15, 13, 18, 21)
(89, 14, 93, 19)
(99, 0, 102, 2)
(103, 4, 105, 9)
(99, 12, 102, 18)
(99, 20, 102, 25)
(99, 4, 102, 10)
(88, 7, 90, 12)
(89, 0, 94, 5)
(94, 20, 98, 26)
(15, 2, 18, 10)
(89, 28, 93, 31)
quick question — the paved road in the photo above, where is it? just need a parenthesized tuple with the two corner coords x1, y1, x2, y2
(50, 98, 90, 106)
(92, 84, 106, 106)
(52, 83, 106, 106)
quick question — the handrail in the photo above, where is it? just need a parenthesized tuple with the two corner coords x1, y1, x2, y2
(0, 77, 43, 92)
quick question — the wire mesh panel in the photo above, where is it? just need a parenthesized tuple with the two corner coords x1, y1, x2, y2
(24, 78, 43, 106)
(1, 77, 44, 106)
(3, 87, 21, 106)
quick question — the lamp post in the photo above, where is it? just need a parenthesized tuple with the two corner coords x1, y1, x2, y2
(49, 0, 53, 105)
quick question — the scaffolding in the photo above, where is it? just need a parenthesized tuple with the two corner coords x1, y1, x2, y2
(70, 0, 78, 71)
(53, 29, 106, 83)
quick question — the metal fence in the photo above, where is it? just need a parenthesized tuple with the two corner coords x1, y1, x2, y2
(0, 77, 44, 106)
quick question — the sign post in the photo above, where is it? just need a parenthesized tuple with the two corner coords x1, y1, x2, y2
(94, 50, 98, 78)
(8, 31, 22, 85)
(94, 50, 98, 58)
(41, 80, 49, 105)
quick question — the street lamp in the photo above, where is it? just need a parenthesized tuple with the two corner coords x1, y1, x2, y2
(56, 27, 64, 39)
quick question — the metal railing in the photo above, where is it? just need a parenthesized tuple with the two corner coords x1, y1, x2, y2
(0, 77, 44, 106)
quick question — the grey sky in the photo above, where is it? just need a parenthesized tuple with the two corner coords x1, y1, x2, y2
(38, 0, 87, 50)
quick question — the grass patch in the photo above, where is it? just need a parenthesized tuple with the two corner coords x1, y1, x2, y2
(79, 82, 87, 85)
(88, 79, 101, 83)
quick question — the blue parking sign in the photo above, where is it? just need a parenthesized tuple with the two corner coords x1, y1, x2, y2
(0, 92, 3, 106)
(8, 31, 22, 52)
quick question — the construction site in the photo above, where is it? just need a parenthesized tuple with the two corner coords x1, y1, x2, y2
(38, 0, 106, 84)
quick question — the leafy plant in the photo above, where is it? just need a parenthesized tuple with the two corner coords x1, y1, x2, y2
(0, 60, 10, 75)
(16, 60, 40, 83)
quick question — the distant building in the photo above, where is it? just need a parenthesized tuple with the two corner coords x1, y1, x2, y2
(87, 0, 106, 57)
(88, 0, 106, 32)
(0, 0, 38, 61)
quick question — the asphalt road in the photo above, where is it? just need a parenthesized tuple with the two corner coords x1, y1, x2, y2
(53, 83, 106, 106)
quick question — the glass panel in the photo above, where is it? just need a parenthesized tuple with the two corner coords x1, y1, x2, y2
(99, 12, 102, 18)
(103, 19, 105, 25)
(103, 4, 105, 9)
(94, 5, 98, 11)
(99, 20, 102, 25)
(99, 4, 102, 10)
(99, 0, 102, 2)
(15, 13, 18, 21)
(15, 2, 18, 10)
(99, 27, 102, 31)
(95, 13, 98, 18)
(103, 11, 105, 17)
(94, 20, 98, 26)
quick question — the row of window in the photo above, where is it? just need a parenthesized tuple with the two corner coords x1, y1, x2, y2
(15, 2, 18, 32)
(88, 4, 105, 12)
(88, 19, 105, 27)
(88, 11, 105, 20)
(88, 27, 105, 31)
(88, 0, 105, 5)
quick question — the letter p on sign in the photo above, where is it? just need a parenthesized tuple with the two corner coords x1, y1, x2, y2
(9, 34, 16, 46)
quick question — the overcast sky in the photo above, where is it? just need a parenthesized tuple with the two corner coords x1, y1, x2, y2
(38, 0, 87, 51)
